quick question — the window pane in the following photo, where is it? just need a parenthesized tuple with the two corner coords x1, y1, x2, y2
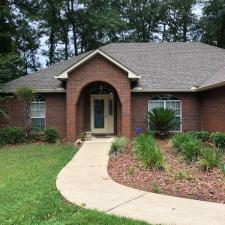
(31, 118, 45, 129)
(94, 99, 104, 128)
(109, 99, 113, 116)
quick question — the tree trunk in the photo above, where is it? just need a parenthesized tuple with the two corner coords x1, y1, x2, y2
(70, 0, 78, 56)
(49, 28, 55, 65)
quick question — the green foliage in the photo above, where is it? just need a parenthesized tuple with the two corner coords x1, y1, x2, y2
(110, 137, 128, 155)
(148, 107, 178, 138)
(171, 133, 193, 152)
(45, 128, 59, 143)
(180, 138, 201, 162)
(0, 127, 26, 146)
(211, 132, 225, 150)
(16, 87, 36, 102)
(199, 147, 222, 171)
(192, 131, 211, 143)
(16, 87, 36, 138)
(172, 133, 201, 162)
(0, 144, 149, 225)
(200, 0, 225, 48)
(0, 53, 25, 84)
(134, 133, 163, 169)
(151, 183, 161, 193)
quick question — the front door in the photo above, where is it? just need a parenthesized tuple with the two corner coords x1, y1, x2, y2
(91, 95, 114, 134)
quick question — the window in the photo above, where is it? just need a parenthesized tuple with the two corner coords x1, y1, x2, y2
(148, 94, 182, 131)
(30, 95, 45, 129)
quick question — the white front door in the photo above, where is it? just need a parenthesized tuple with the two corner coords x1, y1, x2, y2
(91, 95, 114, 134)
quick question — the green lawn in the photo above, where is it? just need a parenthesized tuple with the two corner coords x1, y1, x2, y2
(0, 144, 150, 225)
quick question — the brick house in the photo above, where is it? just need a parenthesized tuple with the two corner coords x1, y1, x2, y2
(0, 43, 225, 142)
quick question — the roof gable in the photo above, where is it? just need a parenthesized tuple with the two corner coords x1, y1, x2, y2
(55, 49, 140, 80)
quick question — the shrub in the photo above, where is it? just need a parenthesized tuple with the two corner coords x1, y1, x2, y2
(0, 127, 26, 145)
(110, 137, 128, 155)
(180, 138, 201, 162)
(134, 133, 163, 169)
(45, 128, 59, 143)
(199, 147, 222, 171)
(193, 131, 211, 143)
(148, 107, 178, 138)
(171, 133, 193, 152)
(211, 132, 225, 150)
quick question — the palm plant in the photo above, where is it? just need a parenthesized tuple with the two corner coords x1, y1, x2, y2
(16, 87, 36, 138)
(148, 107, 178, 138)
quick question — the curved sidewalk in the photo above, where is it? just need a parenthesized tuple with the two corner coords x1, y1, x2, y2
(56, 138, 225, 225)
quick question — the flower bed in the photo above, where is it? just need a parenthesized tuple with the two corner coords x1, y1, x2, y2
(108, 137, 225, 203)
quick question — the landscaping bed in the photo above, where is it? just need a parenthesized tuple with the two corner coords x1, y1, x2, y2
(108, 135, 225, 204)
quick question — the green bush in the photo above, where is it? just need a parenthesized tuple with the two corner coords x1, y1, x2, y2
(45, 128, 59, 143)
(148, 107, 177, 138)
(0, 127, 26, 145)
(171, 133, 193, 152)
(193, 131, 211, 143)
(172, 133, 202, 162)
(110, 137, 128, 155)
(211, 132, 225, 150)
(134, 133, 163, 169)
(199, 147, 222, 171)
(180, 138, 201, 162)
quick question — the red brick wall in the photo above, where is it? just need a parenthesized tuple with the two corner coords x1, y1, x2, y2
(199, 86, 225, 132)
(131, 92, 200, 136)
(66, 54, 131, 142)
(0, 94, 66, 138)
(0, 98, 10, 128)
(45, 93, 66, 138)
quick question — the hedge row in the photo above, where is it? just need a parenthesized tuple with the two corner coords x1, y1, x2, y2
(0, 127, 59, 146)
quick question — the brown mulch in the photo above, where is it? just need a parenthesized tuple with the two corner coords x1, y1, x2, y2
(107, 140, 225, 204)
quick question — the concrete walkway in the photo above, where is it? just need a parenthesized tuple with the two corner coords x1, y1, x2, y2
(56, 138, 225, 225)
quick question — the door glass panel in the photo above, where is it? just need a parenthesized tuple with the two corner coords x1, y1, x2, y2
(109, 99, 113, 116)
(94, 99, 104, 128)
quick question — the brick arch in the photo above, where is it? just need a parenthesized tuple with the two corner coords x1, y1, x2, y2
(66, 54, 131, 142)
(73, 80, 123, 105)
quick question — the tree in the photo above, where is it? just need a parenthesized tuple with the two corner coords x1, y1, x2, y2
(122, 0, 161, 42)
(16, 87, 36, 138)
(200, 0, 225, 48)
(161, 0, 197, 42)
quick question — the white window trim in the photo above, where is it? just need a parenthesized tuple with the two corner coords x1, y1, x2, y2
(30, 100, 46, 129)
(148, 99, 182, 132)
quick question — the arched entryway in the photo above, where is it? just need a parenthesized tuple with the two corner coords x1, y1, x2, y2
(76, 82, 122, 137)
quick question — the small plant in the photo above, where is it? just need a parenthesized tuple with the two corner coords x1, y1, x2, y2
(148, 107, 178, 138)
(79, 131, 86, 141)
(127, 166, 135, 176)
(211, 132, 225, 150)
(199, 147, 222, 171)
(193, 131, 211, 143)
(180, 138, 201, 162)
(151, 183, 161, 193)
(171, 133, 193, 152)
(134, 133, 163, 169)
(174, 171, 192, 181)
(110, 137, 128, 155)
(45, 128, 59, 143)
(0, 127, 26, 146)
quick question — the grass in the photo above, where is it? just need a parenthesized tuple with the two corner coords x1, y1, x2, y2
(0, 144, 150, 225)
(110, 137, 129, 155)
(134, 133, 163, 169)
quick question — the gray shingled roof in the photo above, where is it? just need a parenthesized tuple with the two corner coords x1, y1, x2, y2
(2, 42, 225, 93)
